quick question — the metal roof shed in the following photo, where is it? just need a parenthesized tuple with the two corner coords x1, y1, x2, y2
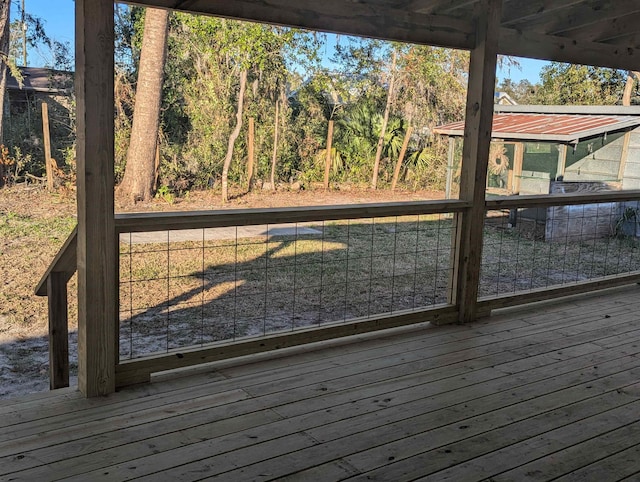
(435, 106, 640, 197)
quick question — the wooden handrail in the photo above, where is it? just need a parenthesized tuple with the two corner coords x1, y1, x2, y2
(484, 190, 640, 210)
(35, 226, 78, 297)
(114, 199, 472, 233)
(34, 226, 76, 389)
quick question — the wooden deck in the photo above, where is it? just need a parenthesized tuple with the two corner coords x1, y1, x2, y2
(3, 286, 640, 481)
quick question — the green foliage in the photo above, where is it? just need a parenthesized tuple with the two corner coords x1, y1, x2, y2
(534, 63, 626, 105)
(497, 78, 538, 104)
(155, 185, 175, 204)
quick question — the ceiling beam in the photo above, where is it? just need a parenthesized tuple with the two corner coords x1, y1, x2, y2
(408, 0, 476, 15)
(499, 26, 640, 71)
(553, 11, 640, 43)
(501, 0, 584, 27)
(543, 0, 640, 36)
(127, 0, 474, 50)
(604, 33, 640, 50)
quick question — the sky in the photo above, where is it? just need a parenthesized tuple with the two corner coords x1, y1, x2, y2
(17, 0, 548, 83)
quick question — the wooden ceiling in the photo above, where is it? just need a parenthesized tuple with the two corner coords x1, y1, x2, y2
(127, 0, 640, 71)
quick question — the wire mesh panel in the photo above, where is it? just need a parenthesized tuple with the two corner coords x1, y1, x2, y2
(119, 213, 457, 359)
(480, 200, 640, 298)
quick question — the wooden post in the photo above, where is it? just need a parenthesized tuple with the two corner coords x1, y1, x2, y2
(47, 272, 69, 389)
(41, 102, 53, 191)
(449, 0, 501, 323)
(391, 125, 412, 191)
(247, 116, 255, 190)
(445, 137, 456, 199)
(512, 142, 523, 194)
(76, 0, 116, 397)
(270, 100, 279, 189)
(324, 119, 334, 190)
(618, 132, 631, 182)
(556, 144, 567, 180)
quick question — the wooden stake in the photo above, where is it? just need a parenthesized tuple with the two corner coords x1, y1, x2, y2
(41, 102, 53, 191)
(324, 119, 334, 190)
(270, 100, 279, 189)
(391, 125, 412, 191)
(247, 116, 255, 190)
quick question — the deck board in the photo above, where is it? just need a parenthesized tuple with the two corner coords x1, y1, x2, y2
(2, 285, 640, 481)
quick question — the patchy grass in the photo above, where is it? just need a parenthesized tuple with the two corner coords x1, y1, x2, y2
(480, 216, 640, 298)
(118, 215, 455, 358)
(0, 190, 76, 331)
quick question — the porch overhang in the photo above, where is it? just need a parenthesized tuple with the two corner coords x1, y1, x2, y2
(73, 0, 640, 397)
(126, 0, 640, 71)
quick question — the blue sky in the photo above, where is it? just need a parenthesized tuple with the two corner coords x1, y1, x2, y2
(18, 0, 547, 83)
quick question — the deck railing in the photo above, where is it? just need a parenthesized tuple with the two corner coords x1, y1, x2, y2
(36, 200, 468, 388)
(36, 191, 640, 389)
(479, 190, 640, 311)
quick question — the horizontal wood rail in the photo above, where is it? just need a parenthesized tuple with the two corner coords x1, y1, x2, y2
(115, 199, 472, 233)
(116, 305, 458, 387)
(478, 272, 640, 312)
(484, 190, 640, 210)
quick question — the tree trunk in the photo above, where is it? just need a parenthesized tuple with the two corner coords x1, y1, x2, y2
(221, 69, 247, 202)
(269, 98, 279, 189)
(623, 71, 640, 106)
(371, 49, 397, 190)
(116, 7, 169, 203)
(391, 125, 412, 191)
(0, 0, 10, 146)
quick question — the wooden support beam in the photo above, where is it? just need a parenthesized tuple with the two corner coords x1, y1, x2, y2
(445, 136, 456, 199)
(410, 0, 475, 15)
(498, 26, 640, 72)
(556, 144, 568, 179)
(512, 142, 523, 194)
(450, 0, 501, 323)
(127, 0, 474, 50)
(552, 10, 640, 43)
(618, 132, 632, 182)
(47, 272, 69, 390)
(75, 0, 116, 397)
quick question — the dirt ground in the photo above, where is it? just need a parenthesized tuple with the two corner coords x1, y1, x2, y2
(0, 184, 444, 399)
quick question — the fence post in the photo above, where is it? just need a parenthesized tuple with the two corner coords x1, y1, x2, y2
(324, 119, 334, 190)
(42, 102, 54, 191)
(247, 116, 255, 190)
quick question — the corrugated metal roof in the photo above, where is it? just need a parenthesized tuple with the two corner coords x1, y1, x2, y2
(434, 113, 640, 143)
(6, 67, 73, 95)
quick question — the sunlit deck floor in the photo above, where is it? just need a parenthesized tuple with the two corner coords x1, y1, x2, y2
(3, 286, 640, 481)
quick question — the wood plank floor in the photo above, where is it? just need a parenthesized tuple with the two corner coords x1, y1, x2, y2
(3, 285, 640, 481)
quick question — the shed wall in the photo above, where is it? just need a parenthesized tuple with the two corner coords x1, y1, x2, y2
(622, 129, 640, 190)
